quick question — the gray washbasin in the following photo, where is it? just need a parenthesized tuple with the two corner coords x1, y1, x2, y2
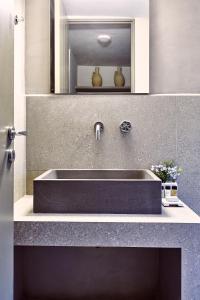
(33, 169, 161, 214)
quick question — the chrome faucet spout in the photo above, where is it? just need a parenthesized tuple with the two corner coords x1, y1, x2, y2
(94, 122, 104, 141)
(96, 123, 101, 141)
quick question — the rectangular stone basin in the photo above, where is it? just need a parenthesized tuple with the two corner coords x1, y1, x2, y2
(33, 169, 161, 214)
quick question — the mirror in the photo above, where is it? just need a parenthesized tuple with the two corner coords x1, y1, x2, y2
(51, 0, 149, 94)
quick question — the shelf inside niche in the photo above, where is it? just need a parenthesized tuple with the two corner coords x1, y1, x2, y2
(75, 86, 131, 93)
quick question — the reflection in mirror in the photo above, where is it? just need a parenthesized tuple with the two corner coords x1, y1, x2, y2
(69, 23, 131, 93)
(52, 0, 149, 94)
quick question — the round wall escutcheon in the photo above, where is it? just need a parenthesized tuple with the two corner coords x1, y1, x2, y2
(120, 121, 132, 134)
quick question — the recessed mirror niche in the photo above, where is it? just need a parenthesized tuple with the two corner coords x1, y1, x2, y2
(51, 0, 149, 94)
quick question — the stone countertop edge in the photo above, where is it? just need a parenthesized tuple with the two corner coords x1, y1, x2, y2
(14, 195, 200, 224)
(14, 196, 200, 247)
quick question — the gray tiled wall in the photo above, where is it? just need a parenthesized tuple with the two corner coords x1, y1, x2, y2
(27, 95, 200, 214)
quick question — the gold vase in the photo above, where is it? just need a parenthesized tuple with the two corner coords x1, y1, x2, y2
(92, 67, 102, 87)
(114, 67, 125, 87)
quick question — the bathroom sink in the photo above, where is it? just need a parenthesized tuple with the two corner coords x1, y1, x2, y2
(33, 169, 161, 214)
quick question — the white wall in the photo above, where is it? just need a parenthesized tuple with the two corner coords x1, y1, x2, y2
(25, 0, 51, 94)
(77, 66, 131, 87)
(150, 0, 200, 93)
(63, 0, 149, 18)
(14, 0, 26, 201)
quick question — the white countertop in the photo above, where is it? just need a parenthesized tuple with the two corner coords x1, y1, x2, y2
(14, 195, 200, 224)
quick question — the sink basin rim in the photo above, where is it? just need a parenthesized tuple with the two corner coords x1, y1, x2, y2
(34, 169, 161, 182)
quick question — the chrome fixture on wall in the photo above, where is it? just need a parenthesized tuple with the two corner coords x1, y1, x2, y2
(94, 122, 104, 141)
(120, 121, 132, 134)
(8, 127, 27, 142)
(14, 15, 24, 25)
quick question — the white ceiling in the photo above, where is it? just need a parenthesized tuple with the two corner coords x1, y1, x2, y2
(62, 0, 149, 18)
(69, 24, 131, 66)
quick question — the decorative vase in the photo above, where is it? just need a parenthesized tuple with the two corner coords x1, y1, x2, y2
(92, 67, 102, 87)
(114, 67, 125, 87)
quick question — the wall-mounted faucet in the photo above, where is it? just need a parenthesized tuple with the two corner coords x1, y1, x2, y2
(94, 122, 104, 141)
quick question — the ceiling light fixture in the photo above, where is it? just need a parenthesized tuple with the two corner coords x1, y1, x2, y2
(97, 34, 112, 46)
